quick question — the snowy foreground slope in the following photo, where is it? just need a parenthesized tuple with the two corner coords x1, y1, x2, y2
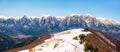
(6, 28, 120, 52)
(18, 29, 91, 52)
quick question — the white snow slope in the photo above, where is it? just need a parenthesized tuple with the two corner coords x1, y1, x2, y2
(18, 28, 91, 52)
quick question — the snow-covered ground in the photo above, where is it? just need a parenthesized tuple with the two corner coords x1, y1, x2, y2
(18, 28, 91, 52)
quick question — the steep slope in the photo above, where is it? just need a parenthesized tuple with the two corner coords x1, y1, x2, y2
(6, 28, 120, 52)
(84, 29, 120, 52)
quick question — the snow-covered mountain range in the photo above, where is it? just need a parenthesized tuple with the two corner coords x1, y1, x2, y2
(0, 14, 120, 40)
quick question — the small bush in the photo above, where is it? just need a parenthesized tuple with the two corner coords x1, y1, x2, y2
(73, 36, 78, 40)
(84, 42, 98, 52)
(54, 43, 59, 48)
(79, 34, 86, 44)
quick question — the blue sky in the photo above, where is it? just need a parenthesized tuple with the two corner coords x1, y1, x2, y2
(0, 0, 120, 21)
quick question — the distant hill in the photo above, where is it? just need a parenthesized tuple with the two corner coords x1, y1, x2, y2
(0, 33, 15, 52)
